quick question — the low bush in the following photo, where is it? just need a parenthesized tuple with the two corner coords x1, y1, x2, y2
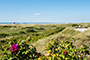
(19, 31, 26, 34)
(10, 33, 19, 35)
(13, 26, 17, 28)
(55, 27, 65, 33)
(0, 33, 9, 38)
(38, 40, 90, 60)
(35, 28, 45, 30)
(0, 39, 41, 60)
(3, 26, 12, 28)
(72, 24, 79, 27)
(26, 29, 36, 33)
(22, 27, 34, 29)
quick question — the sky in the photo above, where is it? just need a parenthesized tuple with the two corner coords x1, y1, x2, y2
(0, 0, 90, 23)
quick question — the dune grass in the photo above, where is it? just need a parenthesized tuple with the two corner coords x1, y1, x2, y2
(0, 23, 90, 58)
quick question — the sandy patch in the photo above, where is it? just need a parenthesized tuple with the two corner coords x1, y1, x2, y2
(74, 28, 90, 32)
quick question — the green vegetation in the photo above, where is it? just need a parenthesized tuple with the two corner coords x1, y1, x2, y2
(0, 38, 41, 60)
(38, 40, 90, 60)
(0, 23, 90, 60)
(0, 33, 9, 38)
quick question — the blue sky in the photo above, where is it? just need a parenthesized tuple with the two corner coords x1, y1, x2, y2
(0, 0, 90, 23)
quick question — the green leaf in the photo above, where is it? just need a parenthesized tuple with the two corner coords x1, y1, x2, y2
(83, 58, 87, 60)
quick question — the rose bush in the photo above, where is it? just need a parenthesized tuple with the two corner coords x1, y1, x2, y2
(0, 37, 90, 60)
(38, 40, 90, 60)
(0, 39, 41, 60)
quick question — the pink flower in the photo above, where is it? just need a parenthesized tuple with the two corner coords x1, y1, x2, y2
(64, 50, 68, 55)
(10, 44, 18, 52)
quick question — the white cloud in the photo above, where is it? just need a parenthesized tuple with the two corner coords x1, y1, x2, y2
(34, 13, 40, 15)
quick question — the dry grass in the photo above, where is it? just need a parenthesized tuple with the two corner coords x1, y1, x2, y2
(32, 31, 62, 54)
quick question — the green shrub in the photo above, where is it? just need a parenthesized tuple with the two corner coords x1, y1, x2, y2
(35, 28, 45, 30)
(3, 26, 12, 28)
(38, 40, 90, 60)
(0, 39, 40, 60)
(26, 29, 36, 33)
(55, 27, 65, 33)
(22, 27, 34, 29)
(19, 31, 26, 34)
(11, 33, 19, 35)
(0, 33, 9, 38)
(72, 24, 79, 27)
(13, 26, 17, 28)
(0, 37, 90, 60)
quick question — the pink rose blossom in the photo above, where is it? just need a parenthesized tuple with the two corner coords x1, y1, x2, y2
(64, 50, 68, 55)
(10, 44, 18, 52)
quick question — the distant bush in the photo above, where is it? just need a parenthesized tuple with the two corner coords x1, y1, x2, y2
(26, 29, 36, 33)
(19, 31, 26, 34)
(52, 25, 57, 27)
(11, 33, 19, 35)
(22, 27, 34, 29)
(0, 33, 9, 38)
(34, 28, 45, 31)
(12, 26, 17, 28)
(38, 28, 45, 30)
(72, 24, 79, 27)
(2, 26, 17, 28)
(55, 27, 59, 29)
(32, 33, 39, 36)
(3, 26, 12, 28)
(55, 27, 65, 33)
